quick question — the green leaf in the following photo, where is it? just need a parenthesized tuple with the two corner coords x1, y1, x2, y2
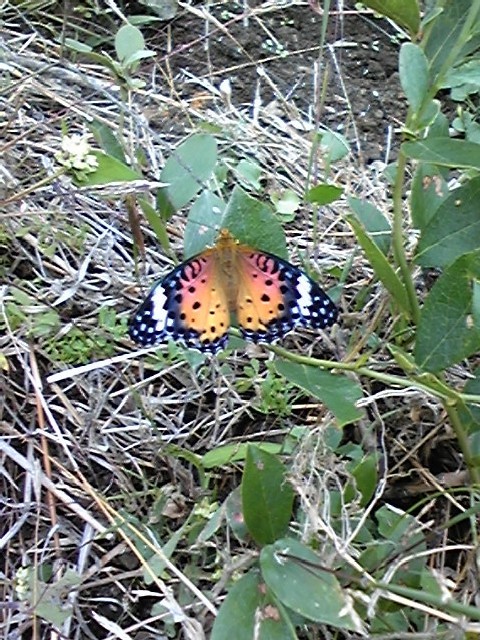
(224, 487, 249, 541)
(414, 250, 480, 372)
(473, 280, 480, 329)
(64, 38, 93, 53)
(30, 568, 81, 627)
(139, 198, 170, 252)
(306, 184, 343, 206)
(458, 368, 480, 435)
(271, 189, 301, 222)
(375, 505, 426, 587)
(138, 0, 178, 19)
(242, 445, 294, 545)
(348, 453, 378, 506)
(416, 177, 480, 268)
(468, 431, 480, 467)
(235, 159, 263, 190)
(211, 570, 297, 640)
(222, 186, 288, 258)
(399, 43, 430, 113)
(202, 442, 283, 469)
(442, 59, 480, 91)
(158, 134, 218, 213)
(402, 138, 480, 171)
(453, 112, 480, 144)
(77, 151, 141, 185)
(115, 24, 145, 62)
(347, 196, 391, 254)
(260, 538, 364, 632)
(183, 187, 287, 258)
(122, 49, 156, 69)
(316, 129, 350, 167)
(410, 163, 449, 230)
(183, 190, 226, 258)
(423, 0, 477, 80)
(89, 120, 125, 163)
(362, 0, 420, 37)
(415, 99, 441, 130)
(274, 360, 363, 427)
(346, 215, 410, 314)
(82, 51, 120, 76)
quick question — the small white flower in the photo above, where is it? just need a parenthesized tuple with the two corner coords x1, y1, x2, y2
(15, 566, 30, 601)
(55, 134, 98, 174)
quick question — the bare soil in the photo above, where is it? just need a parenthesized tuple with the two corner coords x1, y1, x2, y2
(159, 2, 405, 163)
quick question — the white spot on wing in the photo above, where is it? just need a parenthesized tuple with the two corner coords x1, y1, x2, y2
(150, 285, 169, 329)
(296, 274, 313, 315)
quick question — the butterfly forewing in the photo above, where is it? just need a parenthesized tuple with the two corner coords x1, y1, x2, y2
(236, 249, 338, 343)
(128, 254, 231, 353)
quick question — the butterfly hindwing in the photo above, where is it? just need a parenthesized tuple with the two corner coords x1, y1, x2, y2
(235, 249, 338, 343)
(128, 253, 231, 353)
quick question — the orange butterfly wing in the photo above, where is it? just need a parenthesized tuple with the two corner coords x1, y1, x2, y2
(234, 247, 338, 343)
(129, 230, 338, 354)
(128, 251, 231, 353)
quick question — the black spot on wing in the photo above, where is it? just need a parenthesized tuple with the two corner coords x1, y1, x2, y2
(129, 255, 230, 354)
(239, 250, 338, 344)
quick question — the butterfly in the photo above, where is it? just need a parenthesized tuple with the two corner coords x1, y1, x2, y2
(129, 229, 338, 354)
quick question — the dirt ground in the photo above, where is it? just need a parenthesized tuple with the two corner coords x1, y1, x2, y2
(158, 1, 405, 164)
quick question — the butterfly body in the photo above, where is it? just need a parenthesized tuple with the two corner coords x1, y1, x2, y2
(129, 229, 338, 353)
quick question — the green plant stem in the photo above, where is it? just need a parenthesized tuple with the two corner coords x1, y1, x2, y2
(444, 402, 480, 485)
(266, 342, 480, 406)
(391, 150, 420, 325)
(375, 577, 480, 622)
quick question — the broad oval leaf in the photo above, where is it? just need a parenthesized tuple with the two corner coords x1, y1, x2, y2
(317, 129, 350, 165)
(183, 186, 288, 258)
(222, 186, 288, 258)
(158, 134, 218, 214)
(273, 360, 363, 427)
(242, 445, 294, 545)
(423, 0, 476, 80)
(183, 190, 226, 258)
(235, 159, 263, 190)
(115, 24, 145, 62)
(211, 570, 297, 640)
(348, 196, 391, 255)
(77, 151, 141, 185)
(416, 176, 480, 268)
(410, 163, 449, 230)
(362, 0, 420, 37)
(442, 59, 480, 91)
(260, 538, 365, 633)
(414, 250, 480, 372)
(402, 138, 480, 171)
(89, 120, 126, 163)
(306, 184, 343, 206)
(399, 43, 430, 113)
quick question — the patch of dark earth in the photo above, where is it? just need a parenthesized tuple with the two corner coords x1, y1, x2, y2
(149, 1, 407, 165)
